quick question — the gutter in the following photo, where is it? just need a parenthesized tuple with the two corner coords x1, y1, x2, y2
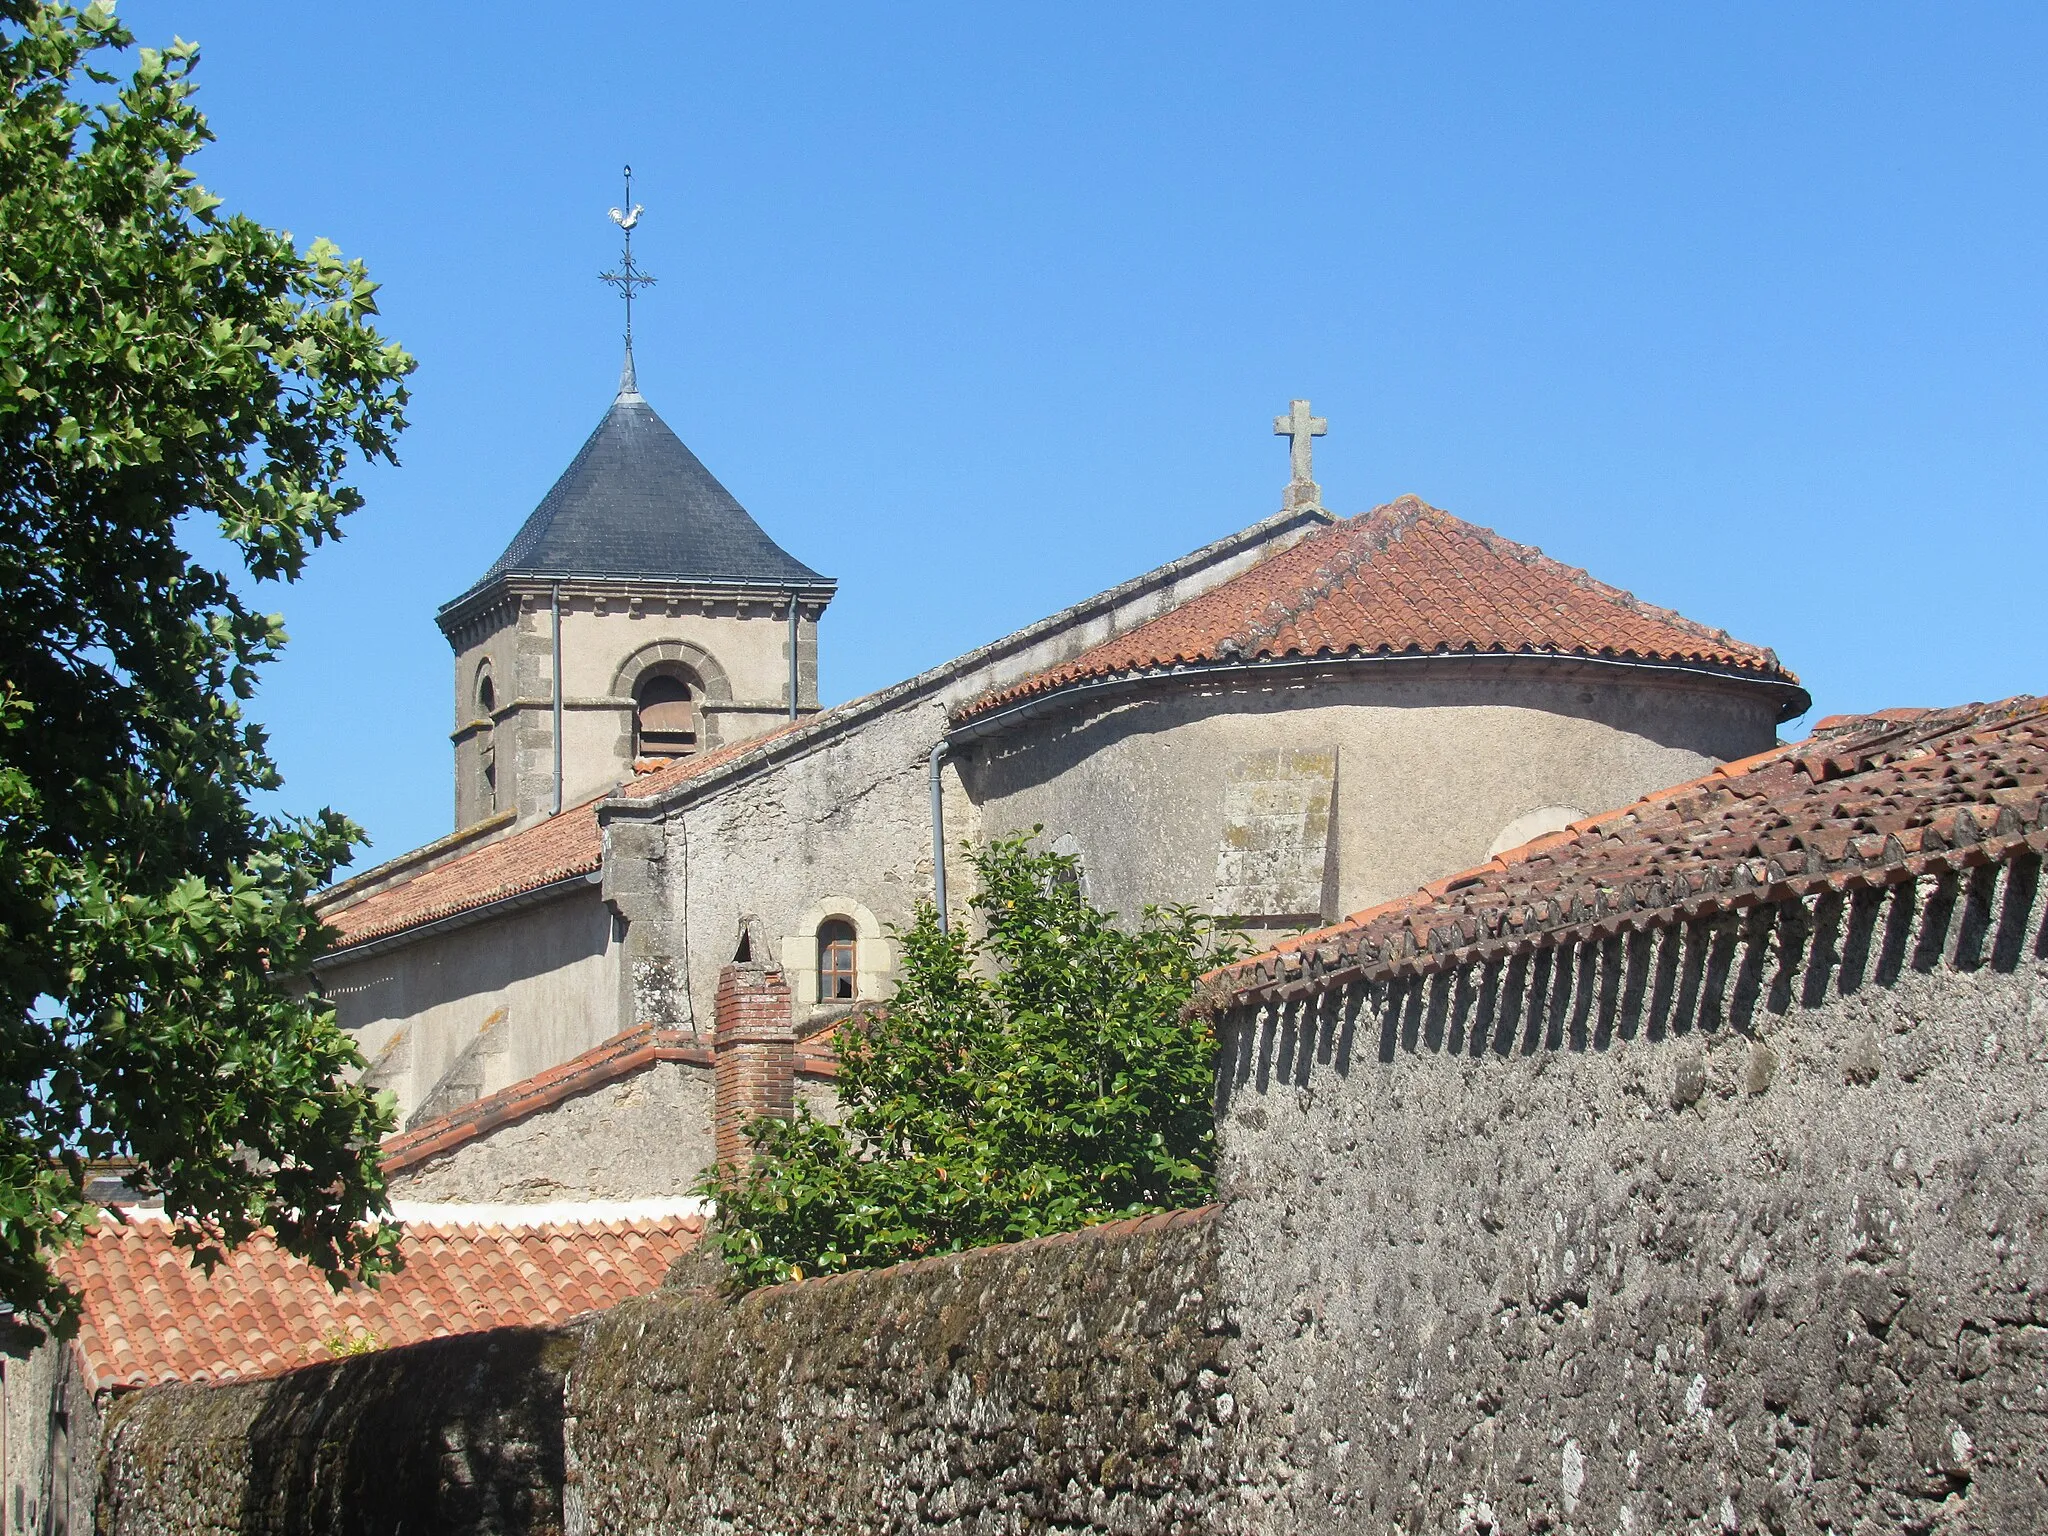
(436, 573, 838, 638)
(929, 741, 950, 931)
(550, 583, 564, 817)
(947, 648, 1814, 748)
(312, 869, 603, 969)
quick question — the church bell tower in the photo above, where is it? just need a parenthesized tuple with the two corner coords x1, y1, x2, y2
(435, 174, 835, 830)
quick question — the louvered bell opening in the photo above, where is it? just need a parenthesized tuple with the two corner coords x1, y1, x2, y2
(636, 676, 697, 759)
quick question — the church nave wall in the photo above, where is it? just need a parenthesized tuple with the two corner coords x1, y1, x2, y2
(323, 888, 624, 1130)
(657, 697, 966, 1038)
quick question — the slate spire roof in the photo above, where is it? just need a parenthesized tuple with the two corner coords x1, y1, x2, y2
(441, 356, 831, 618)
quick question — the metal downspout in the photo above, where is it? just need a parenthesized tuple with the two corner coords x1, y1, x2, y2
(788, 594, 800, 722)
(550, 582, 564, 816)
(928, 740, 949, 932)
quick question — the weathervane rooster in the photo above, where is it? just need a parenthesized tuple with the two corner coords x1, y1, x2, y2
(599, 165, 656, 368)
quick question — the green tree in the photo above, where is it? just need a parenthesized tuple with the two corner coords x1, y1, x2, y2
(704, 835, 1239, 1289)
(0, 2, 413, 1333)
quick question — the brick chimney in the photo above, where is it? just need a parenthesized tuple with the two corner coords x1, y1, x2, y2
(712, 957, 795, 1172)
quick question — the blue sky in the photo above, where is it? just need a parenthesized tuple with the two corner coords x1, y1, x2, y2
(131, 3, 2048, 867)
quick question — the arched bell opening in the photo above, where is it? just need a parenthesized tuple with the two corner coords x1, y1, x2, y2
(634, 668, 702, 760)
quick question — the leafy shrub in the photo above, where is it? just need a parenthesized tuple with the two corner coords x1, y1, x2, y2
(703, 835, 1239, 1289)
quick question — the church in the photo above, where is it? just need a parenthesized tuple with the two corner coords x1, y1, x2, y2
(311, 343, 1808, 1203)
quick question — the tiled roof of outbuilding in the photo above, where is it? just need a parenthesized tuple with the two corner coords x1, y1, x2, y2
(60, 1204, 705, 1390)
(1197, 695, 2048, 1013)
(960, 496, 1803, 722)
(443, 381, 829, 617)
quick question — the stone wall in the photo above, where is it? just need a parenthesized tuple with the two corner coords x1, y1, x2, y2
(387, 1059, 716, 1203)
(98, 1326, 573, 1536)
(1213, 857, 2048, 1533)
(2, 1335, 99, 1536)
(564, 1208, 1229, 1535)
(95, 1211, 1228, 1536)
(90, 857, 2048, 1535)
(663, 696, 961, 1034)
(325, 886, 621, 1129)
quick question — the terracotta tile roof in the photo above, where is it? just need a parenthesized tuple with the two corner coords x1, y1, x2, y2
(60, 1204, 705, 1391)
(1197, 695, 2048, 1013)
(321, 796, 605, 951)
(960, 496, 1801, 722)
(381, 1024, 714, 1174)
(615, 717, 809, 802)
(321, 726, 813, 951)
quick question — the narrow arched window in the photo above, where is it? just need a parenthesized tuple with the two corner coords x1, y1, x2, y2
(817, 919, 857, 1001)
(475, 664, 498, 810)
(635, 673, 698, 759)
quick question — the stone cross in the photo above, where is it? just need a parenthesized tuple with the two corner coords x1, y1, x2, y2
(1273, 399, 1327, 510)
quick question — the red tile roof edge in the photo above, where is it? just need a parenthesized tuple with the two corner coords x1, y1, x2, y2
(1194, 694, 2048, 1015)
(381, 1023, 712, 1174)
(319, 800, 607, 954)
(319, 725, 810, 956)
(333, 864, 601, 953)
(319, 809, 519, 918)
(64, 1210, 705, 1392)
(956, 497, 1800, 723)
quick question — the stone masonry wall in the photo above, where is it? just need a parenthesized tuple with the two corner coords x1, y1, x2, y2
(387, 1059, 716, 1203)
(564, 1208, 1229, 1535)
(1214, 856, 2048, 1534)
(2, 1335, 100, 1536)
(98, 1326, 575, 1536)
(88, 854, 2048, 1536)
(94, 1212, 1228, 1536)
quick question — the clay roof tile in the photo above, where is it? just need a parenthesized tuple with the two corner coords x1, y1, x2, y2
(959, 497, 1802, 723)
(57, 1208, 703, 1391)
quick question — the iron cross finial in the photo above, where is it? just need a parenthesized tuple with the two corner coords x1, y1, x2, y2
(600, 165, 657, 374)
(1273, 399, 1328, 511)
